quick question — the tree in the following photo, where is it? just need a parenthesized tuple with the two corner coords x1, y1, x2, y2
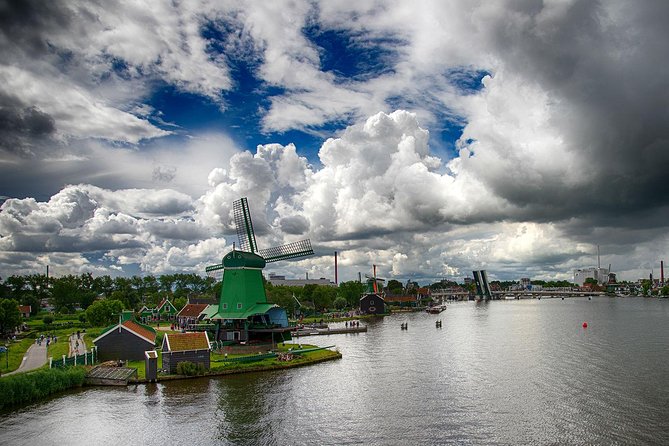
(386, 279, 404, 295)
(0, 298, 21, 335)
(333, 296, 347, 310)
(337, 281, 365, 307)
(266, 285, 296, 314)
(173, 297, 187, 312)
(50, 275, 81, 313)
(86, 300, 124, 327)
(312, 286, 336, 312)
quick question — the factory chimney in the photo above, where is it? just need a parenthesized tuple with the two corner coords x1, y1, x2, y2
(662, 260, 665, 285)
(334, 251, 338, 285)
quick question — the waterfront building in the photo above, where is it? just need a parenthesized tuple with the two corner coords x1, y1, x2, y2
(266, 273, 335, 287)
(161, 332, 211, 374)
(573, 267, 609, 286)
(360, 293, 386, 314)
(93, 311, 156, 361)
(359, 273, 386, 315)
(211, 251, 293, 343)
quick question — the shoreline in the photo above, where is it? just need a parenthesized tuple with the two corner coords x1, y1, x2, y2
(127, 349, 342, 385)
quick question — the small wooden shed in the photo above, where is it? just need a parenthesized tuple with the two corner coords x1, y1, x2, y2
(162, 332, 210, 374)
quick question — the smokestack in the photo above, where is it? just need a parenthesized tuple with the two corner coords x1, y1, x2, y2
(358, 272, 361, 282)
(334, 251, 338, 285)
(597, 245, 601, 269)
(306, 272, 309, 280)
(662, 260, 665, 285)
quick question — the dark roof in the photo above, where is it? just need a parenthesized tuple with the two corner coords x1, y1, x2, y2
(177, 303, 208, 318)
(164, 332, 210, 352)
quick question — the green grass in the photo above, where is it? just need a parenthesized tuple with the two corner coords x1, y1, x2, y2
(127, 350, 163, 380)
(0, 367, 87, 410)
(0, 337, 36, 374)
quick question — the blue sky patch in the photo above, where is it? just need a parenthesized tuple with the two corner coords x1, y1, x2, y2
(303, 24, 400, 81)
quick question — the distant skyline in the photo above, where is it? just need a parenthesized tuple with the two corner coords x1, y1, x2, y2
(1, 1, 668, 284)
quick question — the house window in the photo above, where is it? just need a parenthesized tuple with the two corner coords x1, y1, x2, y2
(370, 300, 374, 305)
(222, 303, 228, 309)
(369, 306, 376, 312)
(237, 303, 242, 309)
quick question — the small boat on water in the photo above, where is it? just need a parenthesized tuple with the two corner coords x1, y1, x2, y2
(427, 304, 447, 314)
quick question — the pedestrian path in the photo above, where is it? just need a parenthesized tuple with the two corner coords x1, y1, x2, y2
(5, 343, 47, 376)
(69, 333, 86, 357)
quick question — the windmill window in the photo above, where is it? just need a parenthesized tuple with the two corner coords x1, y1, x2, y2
(237, 303, 242, 309)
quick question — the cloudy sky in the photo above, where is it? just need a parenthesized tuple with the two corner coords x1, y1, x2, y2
(1, 0, 668, 284)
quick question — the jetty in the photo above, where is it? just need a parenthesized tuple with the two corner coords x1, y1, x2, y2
(85, 365, 138, 386)
(293, 326, 367, 337)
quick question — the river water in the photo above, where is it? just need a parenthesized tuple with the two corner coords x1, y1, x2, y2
(1, 297, 668, 445)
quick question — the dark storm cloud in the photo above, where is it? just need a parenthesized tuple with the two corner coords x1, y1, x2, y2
(478, 0, 669, 226)
(0, 92, 57, 157)
(0, 0, 75, 57)
(278, 215, 309, 235)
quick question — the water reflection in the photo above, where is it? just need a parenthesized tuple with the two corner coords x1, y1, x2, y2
(1, 298, 669, 445)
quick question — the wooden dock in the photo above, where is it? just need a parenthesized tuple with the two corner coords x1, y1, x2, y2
(85, 366, 138, 386)
(293, 326, 367, 337)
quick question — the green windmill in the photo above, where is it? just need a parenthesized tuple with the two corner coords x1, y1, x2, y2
(205, 197, 314, 343)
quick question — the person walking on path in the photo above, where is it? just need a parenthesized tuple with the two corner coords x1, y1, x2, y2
(69, 333, 86, 356)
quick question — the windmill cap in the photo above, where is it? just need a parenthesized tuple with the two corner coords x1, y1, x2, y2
(223, 250, 266, 268)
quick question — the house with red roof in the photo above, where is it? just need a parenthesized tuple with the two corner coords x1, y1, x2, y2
(93, 311, 157, 361)
(176, 303, 209, 329)
(162, 332, 211, 374)
(18, 305, 31, 318)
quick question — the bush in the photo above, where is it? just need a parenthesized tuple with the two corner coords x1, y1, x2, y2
(175, 361, 205, 376)
(42, 315, 54, 325)
(78, 313, 86, 323)
(0, 367, 87, 410)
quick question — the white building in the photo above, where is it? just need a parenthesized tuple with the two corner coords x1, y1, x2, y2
(266, 273, 335, 287)
(573, 267, 609, 286)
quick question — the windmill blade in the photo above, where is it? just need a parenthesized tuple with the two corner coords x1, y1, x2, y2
(205, 263, 225, 273)
(258, 239, 314, 263)
(233, 197, 258, 253)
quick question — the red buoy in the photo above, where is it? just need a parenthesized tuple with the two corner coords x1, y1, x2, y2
(582, 322, 588, 328)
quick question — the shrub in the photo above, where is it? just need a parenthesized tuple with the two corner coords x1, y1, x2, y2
(0, 367, 87, 410)
(42, 315, 54, 325)
(175, 361, 205, 376)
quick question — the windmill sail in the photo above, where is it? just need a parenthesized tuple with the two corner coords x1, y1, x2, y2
(258, 239, 314, 263)
(233, 197, 258, 253)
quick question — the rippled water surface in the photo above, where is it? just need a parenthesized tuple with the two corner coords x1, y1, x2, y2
(2, 297, 669, 445)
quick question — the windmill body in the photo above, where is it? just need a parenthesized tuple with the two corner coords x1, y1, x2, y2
(206, 198, 313, 343)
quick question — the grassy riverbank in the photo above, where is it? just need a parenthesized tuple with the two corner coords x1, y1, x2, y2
(0, 367, 87, 410)
(126, 344, 341, 382)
